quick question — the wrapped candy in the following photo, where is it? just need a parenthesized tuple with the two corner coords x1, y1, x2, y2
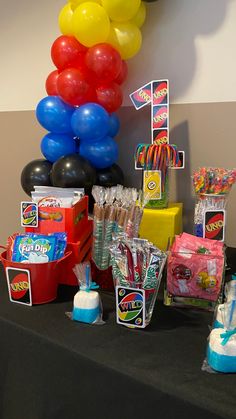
(193, 168, 236, 239)
(165, 233, 225, 310)
(110, 235, 167, 328)
(70, 262, 104, 325)
(92, 185, 145, 270)
(205, 275, 236, 373)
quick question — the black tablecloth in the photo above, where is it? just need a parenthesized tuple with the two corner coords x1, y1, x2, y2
(0, 251, 236, 419)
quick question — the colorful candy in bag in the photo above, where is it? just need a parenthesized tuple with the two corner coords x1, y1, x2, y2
(53, 233, 67, 259)
(110, 235, 167, 328)
(11, 233, 67, 263)
(192, 167, 236, 195)
(192, 168, 236, 239)
(91, 185, 145, 271)
(166, 233, 224, 304)
(31, 186, 84, 208)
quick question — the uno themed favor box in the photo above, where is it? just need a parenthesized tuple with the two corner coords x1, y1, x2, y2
(25, 196, 88, 243)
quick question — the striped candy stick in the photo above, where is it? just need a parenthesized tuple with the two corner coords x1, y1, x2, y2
(101, 205, 116, 270)
(92, 204, 104, 269)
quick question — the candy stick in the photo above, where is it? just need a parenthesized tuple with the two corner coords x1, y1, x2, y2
(85, 263, 91, 290)
(92, 204, 104, 269)
(117, 208, 127, 234)
(111, 255, 129, 287)
(132, 206, 143, 238)
(125, 203, 136, 238)
(101, 205, 116, 270)
(136, 248, 144, 284)
(124, 244, 135, 285)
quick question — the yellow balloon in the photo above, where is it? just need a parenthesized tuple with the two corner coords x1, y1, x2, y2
(59, 4, 74, 35)
(107, 21, 142, 60)
(69, 0, 101, 11)
(72, 2, 110, 47)
(130, 2, 146, 28)
(101, 0, 140, 22)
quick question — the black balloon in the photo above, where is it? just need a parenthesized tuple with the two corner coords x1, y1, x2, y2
(21, 159, 53, 196)
(96, 163, 124, 187)
(51, 153, 96, 188)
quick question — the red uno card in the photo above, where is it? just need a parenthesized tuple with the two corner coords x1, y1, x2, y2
(170, 151, 185, 169)
(130, 82, 152, 110)
(204, 210, 226, 241)
(152, 80, 169, 105)
(152, 106, 168, 129)
(6, 268, 32, 306)
(153, 129, 169, 145)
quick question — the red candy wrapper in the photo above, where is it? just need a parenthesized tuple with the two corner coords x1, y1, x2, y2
(166, 233, 225, 309)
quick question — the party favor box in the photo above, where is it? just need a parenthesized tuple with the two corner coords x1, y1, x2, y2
(165, 233, 225, 311)
(25, 196, 88, 243)
(139, 203, 183, 251)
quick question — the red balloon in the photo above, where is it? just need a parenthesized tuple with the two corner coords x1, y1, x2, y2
(114, 60, 128, 85)
(57, 68, 95, 106)
(85, 43, 122, 83)
(95, 82, 123, 113)
(75, 52, 96, 84)
(45, 70, 59, 95)
(51, 35, 87, 71)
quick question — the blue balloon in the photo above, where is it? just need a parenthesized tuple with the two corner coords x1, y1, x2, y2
(71, 103, 109, 141)
(41, 132, 77, 163)
(108, 113, 120, 137)
(36, 96, 74, 134)
(80, 136, 118, 169)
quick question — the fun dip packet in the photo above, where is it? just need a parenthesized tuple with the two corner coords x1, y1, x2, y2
(11, 233, 67, 263)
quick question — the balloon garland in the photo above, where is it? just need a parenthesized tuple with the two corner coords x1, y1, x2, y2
(21, 0, 150, 195)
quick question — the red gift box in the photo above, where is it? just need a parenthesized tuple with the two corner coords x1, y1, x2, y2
(58, 220, 93, 286)
(25, 196, 88, 243)
(91, 260, 114, 291)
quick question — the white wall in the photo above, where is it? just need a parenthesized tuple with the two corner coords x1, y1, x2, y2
(127, 0, 236, 105)
(0, 0, 235, 112)
(0, 0, 65, 112)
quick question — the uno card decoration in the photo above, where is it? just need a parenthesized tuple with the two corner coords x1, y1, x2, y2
(152, 106, 168, 130)
(116, 286, 145, 328)
(204, 210, 225, 241)
(170, 151, 185, 169)
(152, 80, 168, 105)
(129, 82, 152, 110)
(131, 80, 185, 206)
(130, 78, 170, 149)
(6, 267, 32, 306)
(151, 80, 169, 144)
(21, 202, 38, 227)
(153, 129, 168, 145)
(143, 170, 161, 200)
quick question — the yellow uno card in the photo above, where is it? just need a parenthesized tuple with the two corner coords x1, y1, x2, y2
(143, 170, 162, 200)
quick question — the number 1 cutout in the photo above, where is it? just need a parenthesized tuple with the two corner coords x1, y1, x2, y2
(130, 79, 185, 169)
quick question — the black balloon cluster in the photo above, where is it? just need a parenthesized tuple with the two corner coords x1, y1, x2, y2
(21, 155, 124, 197)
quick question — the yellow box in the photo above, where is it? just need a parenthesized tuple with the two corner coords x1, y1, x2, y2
(139, 203, 183, 251)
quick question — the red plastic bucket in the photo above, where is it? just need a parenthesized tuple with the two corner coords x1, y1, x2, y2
(0, 248, 71, 304)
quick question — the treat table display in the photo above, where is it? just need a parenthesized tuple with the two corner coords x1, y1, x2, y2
(0, 254, 236, 419)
